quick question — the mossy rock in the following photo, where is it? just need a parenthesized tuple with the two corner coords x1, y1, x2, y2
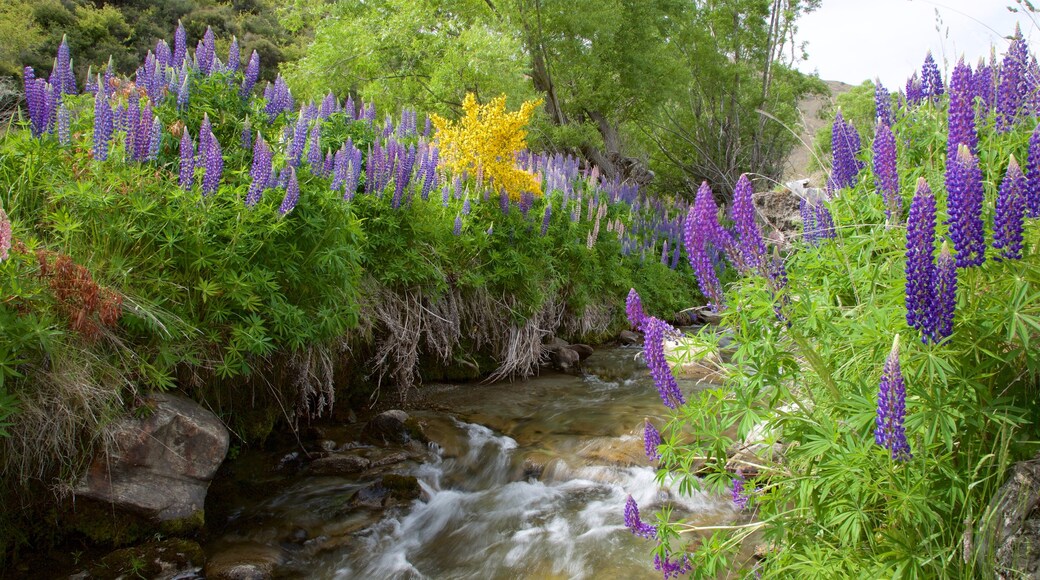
(87, 538, 204, 580)
(63, 499, 205, 547)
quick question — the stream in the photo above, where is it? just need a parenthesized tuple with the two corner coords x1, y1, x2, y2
(204, 344, 740, 579)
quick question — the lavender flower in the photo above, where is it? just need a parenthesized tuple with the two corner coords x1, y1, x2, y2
(541, 203, 552, 236)
(905, 73, 923, 105)
(280, 167, 299, 215)
(287, 112, 309, 167)
(731, 474, 749, 510)
(179, 128, 195, 190)
(172, 21, 187, 68)
(227, 37, 240, 74)
(994, 155, 1027, 261)
(201, 129, 223, 196)
(875, 335, 911, 462)
(626, 288, 646, 331)
(0, 208, 10, 261)
(462, 198, 471, 216)
(53, 35, 76, 96)
(1026, 124, 1040, 217)
(453, 214, 462, 236)
(831, 111, 863, 189)
(623, 496, 656, 539)
(947, 58, 977, 156)
(875, 80, 892, 128)
(644, 420, 661, 461)
(147, 117, 162, 161)
(730, 173, 766, 271)
(997, 26, 1029, 132)
(499, 189, 510, 215)
(654, 552, 692, 580)
(872, 122, 900, 220)
(905, 177, 936, 335)
(241, 51, 260, 97)
(947, 144, 986, 268)
(92, 81, 113, 161)
(246, 133, 272, 206)
(921, 51, 944, 100)
(684, 182, 725, 310)
(930, 242, 957, 343)
(643, 317, 684, 409)
(197, 27, 216, 75)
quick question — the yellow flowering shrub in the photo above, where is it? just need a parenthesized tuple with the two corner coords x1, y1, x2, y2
(431, 94, 544, 200)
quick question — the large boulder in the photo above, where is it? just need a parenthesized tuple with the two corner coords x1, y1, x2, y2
(550, 347, 581, 371)
(569, 344, 594, 360)
(361, 410, 428, 445)
(619, 330, 641, 345)
(75, 393, 229, 523)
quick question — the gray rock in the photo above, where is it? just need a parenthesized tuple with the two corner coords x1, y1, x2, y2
(349, 474, 422, 508)
(75, 393, 229, 522)
(569, 344, 594, 360)
(551, 347, 581, 371)
(307, 454, 371, 475)
(204, 542, 283, 580)
(619, 330, 641, 345)
(543, 336, 569, 352)
(361, 410, 427, 445)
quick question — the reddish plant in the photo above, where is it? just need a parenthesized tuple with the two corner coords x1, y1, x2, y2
(35, 250, 123, 339)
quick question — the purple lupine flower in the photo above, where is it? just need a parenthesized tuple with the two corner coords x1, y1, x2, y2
(499, 189, 510, 215)
(156, 39, 171, 69)
(947, 58, 977, 156)
(57, 102, 71, 146)
(905, 177, 936, 335)
(654, 552, 692, 580)
(930, 242, 957, 343)
(623, 496, 656, 539)
(92, 81, 113, 161)
(198, 113, 213, 159)
(392, 144, 416, 208)
(462, 198, 471, 215)
(241, 118, 252, 150)
(643, 317, 684, 409)
(643, 420, 661, 461)
(177, 74, 190, 110)
(279, 167, 299, 215)
(540, 203, 552, 236)
(453, 214, 462, 236)
(875, 80, 892, 128)
(331, 146, 348, 191)
(0, 208, 10, 261)
(684, 182, 725, 310)
(1026, 124, 1040, 217)
(660, 239, 670, 265)
(241, 51, 260, 97)
(201, 130, 223, 196)
(947, 144, 986, 268)
(147, 117, 162, 161)
(23, 69, 52, 137)
(905, 73, 923, 106)
(626, 288, 646, 331)
(246, 133, 272, 207)
(875, 335, 911, 462)
(227, 37, 240, 74)
(997, 26, 1029, 132)
(197, 27, 216, 75)
(731, 173, 766, 272)
(974, 60, 996, 111)
(319, 92, 337, 119)
(102, 57, 115, 98)
(179, 128, 195, 191)
(994, 155, 1027, 261)
(831, 111, 863, 190)
(85, 66, 97, 94)
(731, 474, 749, 510)
(670, 245, 681, 270)
(921, 51, 944, 100)
(172, 21, 187, 67)
(307, 123, 322, 171)
(53, 35, 76, 96)
(323, 151, 334, 178)
(872, 122, 900, 220)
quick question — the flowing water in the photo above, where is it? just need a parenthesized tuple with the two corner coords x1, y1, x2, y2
(206, 344, 740, 579)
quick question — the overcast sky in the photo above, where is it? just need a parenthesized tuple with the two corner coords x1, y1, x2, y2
(795, 0, 1040, 89)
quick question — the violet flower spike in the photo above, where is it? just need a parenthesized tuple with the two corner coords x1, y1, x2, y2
(626, 288, 646, 331)
(280, 167, 299, 215)
(201, 130, 223, 196)
(905, 177, 936, 336)
(241, 51, 260, 97)
(643, 317, 685, 409)
(683, 182, 725, 310)
(874, 80, 892, 128)
(875, 335, 912, 462)
(179, 128, 195, 191)
(92, 81, 113, 161)
(1026, 123, 1040, 217)
(930, 242, 957, 343)
(872, 122, 900, 221)
(732, 474, 749, 510)
(623, 496, 656, 539)
(947, 144, 986, 268)
(994, 155, 1027, 261)
(453, 215, 462, 236)
(246, 133, 272, 207)
(643, 419, 661, 461)
(540, 203, 552, 236)
(921, 51, 944, 100)
(947, 58, 977, 156)
(730, 173, 766, 271)
(172, 21, 186, 67)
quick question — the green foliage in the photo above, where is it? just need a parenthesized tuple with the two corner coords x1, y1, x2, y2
(811, 80, 879, 171)
(653, 69, 1040, 577)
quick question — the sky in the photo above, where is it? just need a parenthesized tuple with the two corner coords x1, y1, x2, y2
(795, 0, 1040, 88)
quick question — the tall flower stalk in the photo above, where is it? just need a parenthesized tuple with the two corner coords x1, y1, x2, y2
(875, 335, 911, 461)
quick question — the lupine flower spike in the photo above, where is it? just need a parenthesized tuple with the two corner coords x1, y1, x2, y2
(872, 121, 900, 221)
(905, 177, 936, 335)
(623, 496, 655, 539)
(643, 419, 661, 461)
(280, 167, 299, 215)
(643, 317, 684, 409)
(947, 144, 986, 268)
(626, 288, 646, 331)
(731, 173, 766, 271)
(875, 335, 912, 462)
(930, 242, 957, 343)
(994, 155, 1027, 261)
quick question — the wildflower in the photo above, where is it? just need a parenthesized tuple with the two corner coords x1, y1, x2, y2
(1026, 124, 1040, 217)
(92, 81, 113, 161)
(453, 215, 462, 236)
(831, 110, 863, 189)
(201, 129, 223, 196)
(179, 129, 195, 190)
(462, 198, 471, 216)
(147, 117, 162, 161)
(197, 27, 216, 75)
(731, 473, 749, 510)
(872, 122, 900, 220)
(947, 58, 977, 156)
(875, 335, 912, 462)
(947, 144, 986, 267)
(731, 174, 766, 271)
(241, 51, 260, 97)
(307, 124, 322, 171)
(973, 60, 995, 111)
(928, 241, 957, 343)
(177, 74, 190, 110)
(53, 35, 76, 96)
(921, 51, 944, 100)
(540, 203, 551, 236)
(905, 177, 936, 335)
(246, 133, 272, 207)
(997, 25, 1030, 132)
(905, 73, 924, 105)
(172, 21, 187, 68)
(227, 37, 240, 74)
(875, 80, 892, 128)
(643, 317, 684, 409)
(994, 155, 1027, 261)
(280, 167, 299, 215)
(287, 112, 310, 167)
(684, 182, 726, 310)
(0, 208, 11, 261)
(644, 419, 661, 461)
(626, 288, 647, 331)
(57, 102, 71, 146)
(654, 552, 692, 580)
(241, 118, 252, 150)
(623, 496, 656, 539)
